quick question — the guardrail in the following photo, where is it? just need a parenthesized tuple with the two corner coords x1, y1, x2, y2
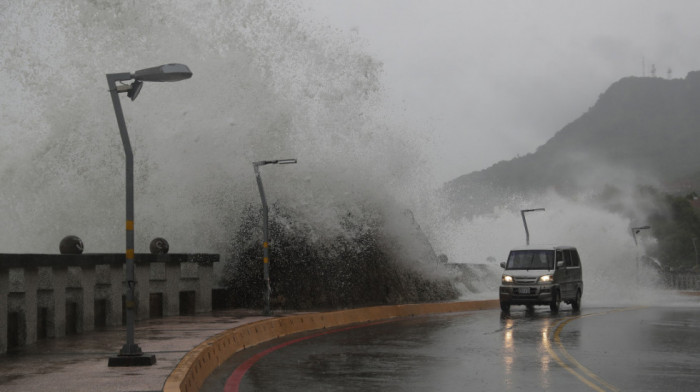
(664, 272, 700, 290)
(163, 299, 499, 392)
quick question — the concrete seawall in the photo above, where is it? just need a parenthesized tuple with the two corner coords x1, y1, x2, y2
(163, 299, 499, 392)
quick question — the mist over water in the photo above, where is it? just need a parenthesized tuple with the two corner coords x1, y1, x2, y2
(0, 1, 681, 306)
(427, 190, 681, 305)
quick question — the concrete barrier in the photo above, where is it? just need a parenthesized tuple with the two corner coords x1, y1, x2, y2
(162, 299, 499, 392)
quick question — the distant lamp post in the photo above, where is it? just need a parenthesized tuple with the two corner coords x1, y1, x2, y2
(253, 159, 297, 315)
(106, 64, 192, 367)
(631, 225, 651, 246)
(631, 225, 651, 284)
(692, 238, 699, 269)
(521, 208, 545, 245)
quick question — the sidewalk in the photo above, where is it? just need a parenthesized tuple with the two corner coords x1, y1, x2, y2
(0, 309, 276, 392)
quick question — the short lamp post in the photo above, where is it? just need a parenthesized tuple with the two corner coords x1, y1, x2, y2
(631, 225, 651, 247)
(631, 225, 651, 285)
(253, 159, 297, 316)
(521, 208, 545, 245)
(106, 64, 192, 367)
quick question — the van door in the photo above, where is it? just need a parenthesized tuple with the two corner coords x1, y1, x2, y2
(554, 250, 566, 296)
(562, 250, 573, 299)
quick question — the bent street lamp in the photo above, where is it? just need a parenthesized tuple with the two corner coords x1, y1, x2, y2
(521, 208, 545, 245)
(631, 225, 651, 246)
(106, 63, 192, 367)
(253, 159, 297, 315)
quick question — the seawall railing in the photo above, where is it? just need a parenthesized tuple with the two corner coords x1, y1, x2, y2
(0, 253, 219, 354)
(664, 272, 700, 290)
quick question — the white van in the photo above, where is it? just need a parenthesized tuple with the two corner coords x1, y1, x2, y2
(499, 245, 583, 312)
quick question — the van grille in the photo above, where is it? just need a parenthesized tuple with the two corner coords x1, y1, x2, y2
(514, 277, 538, 284)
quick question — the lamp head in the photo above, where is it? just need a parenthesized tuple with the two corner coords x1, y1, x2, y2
(127, 80, 143, 101)
(253, 159, 298, 166)
(276, 159, 297, 165)
(132, 63, 192, 82)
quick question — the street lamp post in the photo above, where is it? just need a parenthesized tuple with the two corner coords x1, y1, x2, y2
(631, 225, 651, 247)
(631, 225, 651, 285)
(252, 159, 297, 316)
(521, 208, 545, 245)
(106, 64, 192, 367)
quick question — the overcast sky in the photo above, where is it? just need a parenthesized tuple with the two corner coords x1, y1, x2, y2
(301, 0, 700, 183)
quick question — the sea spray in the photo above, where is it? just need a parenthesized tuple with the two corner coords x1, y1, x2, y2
(0, 0, 427, 255)
(427, 190, 669, 304)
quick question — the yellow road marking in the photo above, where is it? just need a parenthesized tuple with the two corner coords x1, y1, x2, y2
(545, 307, 647, 392)
(542, 325, 607, 392)
(553, 316, 619, 392)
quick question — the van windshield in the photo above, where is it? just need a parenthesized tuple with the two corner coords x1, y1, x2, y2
(506, 250, 554, 270)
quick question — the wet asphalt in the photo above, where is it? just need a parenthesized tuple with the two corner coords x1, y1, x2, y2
(2, 299, 699, 392)
(203, 304, 700, 392)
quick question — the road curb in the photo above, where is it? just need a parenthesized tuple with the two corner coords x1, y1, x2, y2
(162, 299, 499, 392)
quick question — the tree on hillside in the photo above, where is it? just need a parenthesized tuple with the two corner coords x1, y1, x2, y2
(648, 193, 700, 269)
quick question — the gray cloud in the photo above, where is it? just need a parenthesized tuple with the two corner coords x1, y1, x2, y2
(301, 0, 700, 182)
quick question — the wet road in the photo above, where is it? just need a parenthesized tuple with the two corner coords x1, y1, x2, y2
(203, 305, 700, 391)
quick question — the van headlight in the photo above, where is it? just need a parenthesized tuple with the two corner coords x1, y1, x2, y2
(538, 274, 553, 283)
(502, 275, 513, 283)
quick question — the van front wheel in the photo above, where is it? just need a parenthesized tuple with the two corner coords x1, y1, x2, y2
(500, 301, 510, 312)
(550, 290, 561, 313)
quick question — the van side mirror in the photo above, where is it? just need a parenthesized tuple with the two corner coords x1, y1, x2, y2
(557, 260, 564, 268)
(500, 262, 506, 269)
